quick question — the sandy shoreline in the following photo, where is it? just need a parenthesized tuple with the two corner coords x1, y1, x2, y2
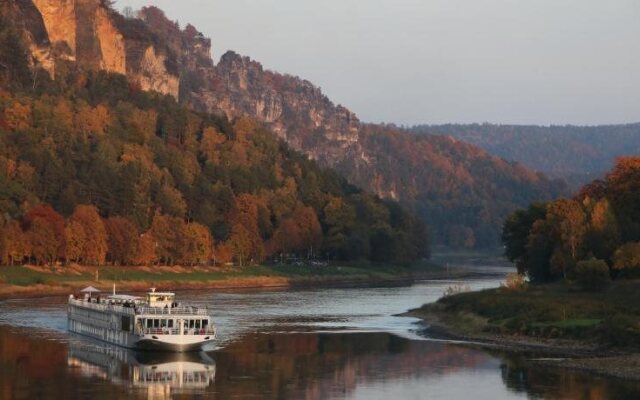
(403, 306, 640, 381)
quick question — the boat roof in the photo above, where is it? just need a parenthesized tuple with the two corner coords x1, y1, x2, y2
(81, 286, 101, 293)
(147, 292, 175, 296)
(108, 294, 141, 301)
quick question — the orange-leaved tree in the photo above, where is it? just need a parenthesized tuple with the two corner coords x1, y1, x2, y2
(104, 216, 139, 266)
(24, 205, 65, 265)
(0, 221, 30, 266)
(69, 205, 108, 265)
(183, 222, 214, 266)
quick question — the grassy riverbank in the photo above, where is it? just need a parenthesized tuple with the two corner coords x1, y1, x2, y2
(406, 280, 640, 379)
(0, 261, 472, 300)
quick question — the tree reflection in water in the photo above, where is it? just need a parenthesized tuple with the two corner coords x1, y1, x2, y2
(1, 326, 640, 400)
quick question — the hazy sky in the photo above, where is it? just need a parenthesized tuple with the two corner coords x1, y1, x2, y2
(115, 0, 640, 126)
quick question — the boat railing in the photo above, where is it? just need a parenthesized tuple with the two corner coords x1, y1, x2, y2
(136, 326, 216, 336)
(69, 299, 208, 316)
(136, 306, 209, 316)
(69, 298, 136, 315)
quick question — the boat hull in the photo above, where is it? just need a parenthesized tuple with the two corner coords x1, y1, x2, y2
(135, 338, 215, 352)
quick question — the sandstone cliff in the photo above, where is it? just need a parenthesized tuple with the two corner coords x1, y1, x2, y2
(13, 0, 177, 97)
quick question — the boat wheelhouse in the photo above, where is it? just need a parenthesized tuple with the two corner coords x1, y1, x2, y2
(68, 287, 216, 352)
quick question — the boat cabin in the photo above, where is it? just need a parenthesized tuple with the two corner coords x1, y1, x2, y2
(146, 288, 176, 308)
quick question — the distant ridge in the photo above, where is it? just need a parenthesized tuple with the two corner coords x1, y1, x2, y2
(410, 123, 640, 187)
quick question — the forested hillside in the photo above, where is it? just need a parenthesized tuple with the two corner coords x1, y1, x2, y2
(0, 10, 427, 266)
(347, 125, 566, 249)
(2, 0, 568, 250)
(136, 8, 568, 249)
(503, 157, 640, 283)
(411, 123, 640, 185)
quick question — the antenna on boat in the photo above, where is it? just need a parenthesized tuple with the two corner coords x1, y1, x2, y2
(113, 281, 116, 296)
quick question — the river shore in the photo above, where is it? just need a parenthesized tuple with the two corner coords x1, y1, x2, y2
(0, 262, 493, 301)
(405, 296, 640, 381)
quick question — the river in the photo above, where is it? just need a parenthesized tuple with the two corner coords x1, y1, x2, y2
(0, 260, 639, 399)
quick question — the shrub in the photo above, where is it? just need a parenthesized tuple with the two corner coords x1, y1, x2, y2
(598, 314, 640, 347)
(574, 259, 610, 291)
(502, 272, 527, 291)
(442, 284, 471, 298)
(613, 242, 640, 271)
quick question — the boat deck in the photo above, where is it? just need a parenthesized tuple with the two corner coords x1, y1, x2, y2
(69, 298, 209, 316)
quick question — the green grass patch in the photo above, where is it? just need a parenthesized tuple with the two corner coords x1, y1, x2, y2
(0, 266, 91, 286)
(433, 280, 640, 348)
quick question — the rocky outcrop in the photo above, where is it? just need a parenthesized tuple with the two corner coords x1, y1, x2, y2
(16, 0, 176, 96)
(12, 0, 56, 75)
(94, 4, 125, 74)
(183, 51, 362, 167)
(130, 45, 178, 97)
(27, 0, 125, 74)
(31, 0, 76, 59)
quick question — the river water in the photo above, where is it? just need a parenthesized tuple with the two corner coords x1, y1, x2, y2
(0, 262, 639, 399)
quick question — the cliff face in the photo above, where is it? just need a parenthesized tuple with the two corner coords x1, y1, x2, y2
(25, 0, 125, 74)
(14, 0, 177, 97)
(31, 0, 76, 60)
(187, 51, 362, 167)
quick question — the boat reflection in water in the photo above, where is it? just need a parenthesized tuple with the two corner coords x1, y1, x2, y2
(67, 339, 216, 398)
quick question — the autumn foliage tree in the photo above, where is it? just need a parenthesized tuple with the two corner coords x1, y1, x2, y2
(503, 157, 640, 283)
(24, 205, 65, 265)
(64, 220, 86, 263)
(149, 213, 186, 265)
(69, 205, 108, 265)
(183, 222, 214, 266)
(0, 221, 30, 265)
(104, 216, 139, 265)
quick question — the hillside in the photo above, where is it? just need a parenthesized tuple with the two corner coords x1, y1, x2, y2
(0, 10, 428, 266)
(4, 0, 567, 249)
(410, 123, 640, 186)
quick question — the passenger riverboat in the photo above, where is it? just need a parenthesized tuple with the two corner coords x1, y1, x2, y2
(68, 287, 216, 352)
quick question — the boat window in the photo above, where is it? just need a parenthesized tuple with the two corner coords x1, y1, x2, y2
(153, 319, 160, 328)
(160, 319, 167, 328)
(195, 320, 201, 329)
(189, 320, 195, 328)
(202, 319, 208, 328)
(122, 316, 131, 332)
(168, 319, 174, 328)
(146, 319, 152, 328)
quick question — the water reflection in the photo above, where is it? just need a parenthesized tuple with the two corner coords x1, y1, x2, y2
(1, 324, 640, 400)
(67, 340, 215, 397)
(498, 353, 640, 400)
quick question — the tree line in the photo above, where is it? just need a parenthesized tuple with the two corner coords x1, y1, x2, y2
(503, 157, 640, 284)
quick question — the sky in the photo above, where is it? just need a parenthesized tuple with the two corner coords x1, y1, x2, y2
(115, 0, 640, 126)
